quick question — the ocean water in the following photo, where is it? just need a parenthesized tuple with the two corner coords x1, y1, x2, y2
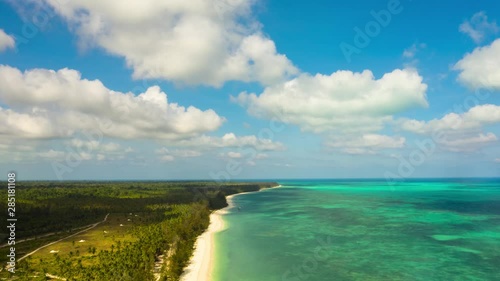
(213, 179, 500, 281)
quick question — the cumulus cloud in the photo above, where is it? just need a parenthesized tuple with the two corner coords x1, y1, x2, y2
(0, 29, 15, 52)
(37, 149, 66, 159)
(0, 139, 36, 163)
(155, 148, 203, 161)
(0, 64, 284, 164)
(454, 39, 500, 90)
(71, 139, 122, 153)
(69, 139, 133, 160)
(159, 155, 175, 162)
(438, 133, 497, 152)
(154, 135, 282, 162)
(459, 12, 499, 44)
(234, 68, 428, 134)
(0, 65, 224, 140)
(176, 133, 285, 151)
(223, 151, 243, 159)
(37, 0, 297, 86)
(399, 104, 500, 135)
(173, 150, 202, 158)
(255, 153, 268, 159)
(327, 134, 406, 155)
(34, 139, 134, 162)
(399, 104, 500, 152)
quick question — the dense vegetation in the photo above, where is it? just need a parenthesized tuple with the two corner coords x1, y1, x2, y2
(0, 181, 278, 280)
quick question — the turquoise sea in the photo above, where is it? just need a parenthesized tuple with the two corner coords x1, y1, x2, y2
(213, 179, 500, 281)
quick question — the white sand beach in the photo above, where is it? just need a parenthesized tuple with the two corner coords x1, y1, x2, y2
(180, 185, 281, 281)
(179, 208, 227, 281)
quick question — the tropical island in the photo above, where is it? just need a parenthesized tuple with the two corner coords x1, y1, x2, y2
(0, 181, 279, 280)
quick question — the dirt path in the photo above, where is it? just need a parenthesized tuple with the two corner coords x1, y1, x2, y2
(18, 213, 109, 262)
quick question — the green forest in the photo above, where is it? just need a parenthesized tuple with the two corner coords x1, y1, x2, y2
(0, 181, 278, 280)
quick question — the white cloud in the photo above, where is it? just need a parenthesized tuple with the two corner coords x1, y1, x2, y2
(273, 163, 292, 167)
(402, 43, 426, 68)
(155, 147, 170, 154)
(154, 136, 282, 163)
(327, 134, 405, 155)
(438, 133, 497, 152)
(402, 43, 426, 59)
(155, 148, 202, 160)
(0, 142, 34, 154)
(0, 65, 224, 140)
(160, 155, 175, 162)
(38, 139, 135, 162)
(399, 104, 500, 135)
(174, 149, 202, 158)
(0, 107, 61, 139)
(399, 104, 500, 152)
(495, 158, 500, 163)
(255, 153, 268, 159)
(226, 151, 243, 159)
(403, 46, 416, 59)
(38, 149, 66, 159)
(234, 68, 428, 134)
(69, 139, 132, 155)
(0, 139, 37, 163)
(459, 12, 499, 44)
(39, 0, 297, 87)
(0, 29, 15, 52)
(176, 133, 285, 151)
(454, 39, 500, 90)
(219, 151, 268, 164)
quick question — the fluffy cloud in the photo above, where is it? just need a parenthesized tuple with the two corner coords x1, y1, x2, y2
(0, 29, 15, 52)
(35, 139, 134, 162)
(399, 104, 500, 152)
(255, 153, 268, 159)
(327, 134, 405, 155)
(38, 149, 66, 159)
(234, 68, 428, 133)
(454, 39, 500, 90)
(159, 155, 175, 162)
(0, 139, 38, 163)
(402, 43, 426, 68)
(399, 104, 500, 134)
(0, 65, 224, 140)
(153, 134, 283, 162)
(402, 43, 426, 59)
(155, 148, 202, 161)
(459, 12, 499, 44)
(438, 133, 497, 152)
(0, 65, 284, 164)
(176, 133, 285, 151)
(38, 0, 297, 86)
(226, 151, 243, 159)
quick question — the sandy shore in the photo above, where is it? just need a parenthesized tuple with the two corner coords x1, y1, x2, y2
(179, 209, 226, 281)
(180, 185, 281, 281)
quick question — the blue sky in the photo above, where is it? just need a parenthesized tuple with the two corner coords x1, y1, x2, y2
(0, 0, 499, 180)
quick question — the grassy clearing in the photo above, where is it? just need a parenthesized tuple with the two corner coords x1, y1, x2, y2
(9, 212, 153, 279)
(0, 182, 278, 280)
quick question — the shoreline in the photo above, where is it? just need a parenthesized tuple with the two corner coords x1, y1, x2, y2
(180, 184, 281, 281)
